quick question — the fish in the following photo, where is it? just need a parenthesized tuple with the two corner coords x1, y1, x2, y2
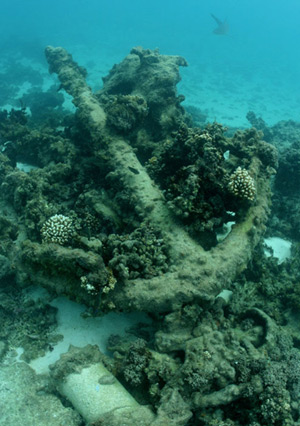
(211, 14, 229, 35)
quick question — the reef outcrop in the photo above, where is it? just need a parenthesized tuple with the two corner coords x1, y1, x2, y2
(1, 46, 294, 426)
(0, 46, 276, 314)
(40, 46, 274, 313)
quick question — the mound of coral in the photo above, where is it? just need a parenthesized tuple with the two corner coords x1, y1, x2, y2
(1, 46, 300, 426)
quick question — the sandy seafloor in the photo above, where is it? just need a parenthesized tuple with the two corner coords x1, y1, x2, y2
(179, 62, 300, 128)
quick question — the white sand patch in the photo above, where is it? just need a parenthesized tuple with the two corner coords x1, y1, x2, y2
(264, 237, 292, 264)
(29, 295, 150, 374)
(16, 162, 38, 172)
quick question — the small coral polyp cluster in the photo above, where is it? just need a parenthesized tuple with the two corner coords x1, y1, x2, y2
(228, 166, 256, 201)
(41, 214, 74, 245)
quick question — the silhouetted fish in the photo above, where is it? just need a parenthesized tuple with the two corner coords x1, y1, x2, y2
(211, 14, 229, 35)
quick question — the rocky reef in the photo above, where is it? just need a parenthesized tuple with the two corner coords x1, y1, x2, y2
(2, 47, 300, 425)
(6, 46, 273, 314)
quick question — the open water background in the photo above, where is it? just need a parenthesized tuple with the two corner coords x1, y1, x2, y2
(1, 0, 300, 125)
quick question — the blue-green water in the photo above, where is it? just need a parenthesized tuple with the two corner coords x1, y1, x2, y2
(1, 0, 300, 126)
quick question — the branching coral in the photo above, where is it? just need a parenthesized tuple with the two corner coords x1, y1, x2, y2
(41, 214, 74, 245)
(228, 167, 256, 201)
(104, 226, 169, 280)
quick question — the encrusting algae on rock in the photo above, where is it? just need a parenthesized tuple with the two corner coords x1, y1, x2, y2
(31, 45, 274, 313)
(1, 45, 293, 426)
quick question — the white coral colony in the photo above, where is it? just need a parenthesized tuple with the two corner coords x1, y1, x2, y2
(228, 167, 256, 201)
(41, 214, 74, 245)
